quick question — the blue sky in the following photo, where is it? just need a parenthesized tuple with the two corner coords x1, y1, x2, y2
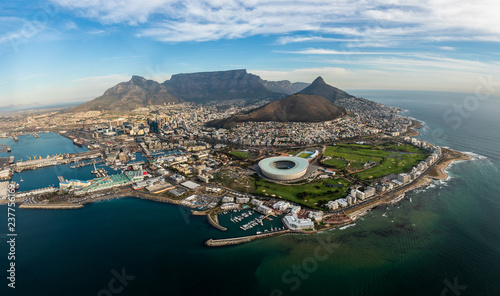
(1, 0, 499, 106)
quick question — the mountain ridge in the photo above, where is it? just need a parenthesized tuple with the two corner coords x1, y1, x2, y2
(70, 69, 296, 112)
(71, 76, 178, 112)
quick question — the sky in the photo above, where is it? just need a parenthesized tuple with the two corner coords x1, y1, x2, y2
(1, 0, 499, 106)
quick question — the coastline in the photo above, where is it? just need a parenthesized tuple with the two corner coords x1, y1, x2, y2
(426, 148, 471, 180)
(0, 124, 472, 246)
(342, 147, 470, 224)
(403, 120, 422, 137)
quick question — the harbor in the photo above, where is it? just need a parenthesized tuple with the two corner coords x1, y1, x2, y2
(217, 209, 287, 236)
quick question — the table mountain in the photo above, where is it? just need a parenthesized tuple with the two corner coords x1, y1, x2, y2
(164, 69, 286, 102)
(71, 70, 293, 112)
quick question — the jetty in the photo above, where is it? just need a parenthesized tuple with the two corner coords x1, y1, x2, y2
(205, 229, 290, 247)
(207, 212, 227, 231)
(19, 203, 83, 209)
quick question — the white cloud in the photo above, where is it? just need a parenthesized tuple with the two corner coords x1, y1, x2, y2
(50, 0, 500, 43)
(277, 48, 407, 55)
(438, 46, 455, 51)
(276, 36, 354, 45)
(0, 20, 49, 51)
(64, 21, 78, 30)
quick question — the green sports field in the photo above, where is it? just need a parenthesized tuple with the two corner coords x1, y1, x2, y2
(297, 152, 312, 158)
(253, 176, 351, 209)
(322, 143, 428, 179)
(229, 150, 251, 159)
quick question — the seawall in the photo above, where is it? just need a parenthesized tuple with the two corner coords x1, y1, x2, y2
(19, 203, 83, 209)
(205, 229, 290, 247)
(207, 213, 227, 231)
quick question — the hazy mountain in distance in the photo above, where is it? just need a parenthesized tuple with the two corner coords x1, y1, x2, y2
(261, 80, 310, 94)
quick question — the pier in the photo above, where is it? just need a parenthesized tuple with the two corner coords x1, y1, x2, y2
(205, 229, 290, 247)
(207, 212, 227, 231)
(14, 150, 102, 172)
(19, 204, 83, 209)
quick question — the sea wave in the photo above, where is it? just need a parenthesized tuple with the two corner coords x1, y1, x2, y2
(413, 179, 450, 194)
(339, 223, 356, 230)
(435, 178, 450, 187)
(462, 151, 488, 160)
(420, 122, 430, 131)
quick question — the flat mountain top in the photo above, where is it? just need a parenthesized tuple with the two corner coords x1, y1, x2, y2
(164, 69, 285, 102)
(71, 70, 290, 111)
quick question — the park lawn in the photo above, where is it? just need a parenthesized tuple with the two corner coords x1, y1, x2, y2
(322, 158, 348, 169)
(253, 176, 351, 209)
(323, 145, 387, 170)
(230, 150, 250, 159)
(337, 143, 373, 149)
(355, 152, 428, 180)
(297, 152, 311, 158)
(324, 143, 429, 175)
(380, 143, 423, 154)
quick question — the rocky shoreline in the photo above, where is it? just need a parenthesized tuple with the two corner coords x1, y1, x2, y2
(343, 148, 469, 223)
(1, 141, 471, 247)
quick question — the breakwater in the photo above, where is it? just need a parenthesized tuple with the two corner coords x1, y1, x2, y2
(207, 212, 227, 231)
(19, 203, 83, 209)
(205, 229, 291, 247)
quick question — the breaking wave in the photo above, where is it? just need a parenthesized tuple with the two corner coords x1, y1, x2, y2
(339, 223, 356, 230)
(462, 151, 488, 160)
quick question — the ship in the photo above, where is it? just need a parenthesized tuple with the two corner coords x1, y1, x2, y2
(73, 138, 83, 147)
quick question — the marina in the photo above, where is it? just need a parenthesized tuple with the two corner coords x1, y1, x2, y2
(218, 209, 287, 236)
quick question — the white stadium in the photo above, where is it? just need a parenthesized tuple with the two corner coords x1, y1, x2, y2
(258, 156, 309, 181)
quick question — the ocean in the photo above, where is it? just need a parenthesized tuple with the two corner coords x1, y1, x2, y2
(1, 90, 499, 296)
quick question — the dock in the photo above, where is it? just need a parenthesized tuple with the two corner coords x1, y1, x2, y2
(14, 150, 102, 172)
(205, 229, 290, 247)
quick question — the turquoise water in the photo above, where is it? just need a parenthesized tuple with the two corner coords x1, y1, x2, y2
(1, 91, 500, 295)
